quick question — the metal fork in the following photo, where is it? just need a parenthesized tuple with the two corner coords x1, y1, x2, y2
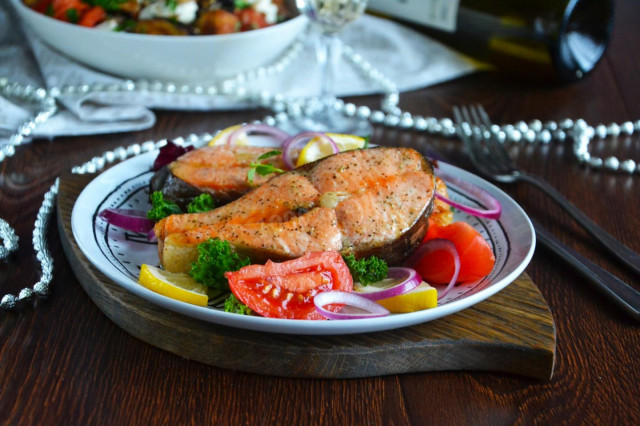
(454, 104, 640, 320)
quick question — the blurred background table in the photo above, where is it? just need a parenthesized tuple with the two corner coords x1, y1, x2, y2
(1, 0, 639, 424)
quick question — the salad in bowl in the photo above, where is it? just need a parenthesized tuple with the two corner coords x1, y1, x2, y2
(10, 0, 306, 81)
(21, 0, 295, 35)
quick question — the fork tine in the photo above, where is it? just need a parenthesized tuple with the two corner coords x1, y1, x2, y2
(461, 105, 486, 147)
(467, 105, 495, 161)
(459, 105, 474, 133)
(474, 104, 493, 128)
(452, 106, 466, 137)
(452, 105, 462, 123)
(472, 104, 516, 171)
(453, 105, 494, 177)
(468, 105, 484, 131)
(453, 105, 476, 156)
(452, 106, 472, 149)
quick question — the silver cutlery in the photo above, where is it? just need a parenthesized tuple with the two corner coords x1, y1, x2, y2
(453, 104, 640, 276)
(453, 104, 640, 320)
(532, 217, 640, 320)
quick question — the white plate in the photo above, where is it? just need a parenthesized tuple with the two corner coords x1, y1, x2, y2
(71, 138, 535, 335)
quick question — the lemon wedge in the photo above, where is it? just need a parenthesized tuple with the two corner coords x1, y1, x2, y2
(296, 133, 366, 167)
(138, 264, 209, 306)
(374, 282, 438, 313)
(208, 125, 249, 146)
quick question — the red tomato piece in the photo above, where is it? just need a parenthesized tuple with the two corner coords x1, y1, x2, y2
(423, 218, 442, 241)
(415, 221, 496, 284)
(236, 8, 269, 31)
(225, 251, 353, 320)
(51, 0, 89, 21)
(78, 6, 106, 27)
(24, 0, 53, 14)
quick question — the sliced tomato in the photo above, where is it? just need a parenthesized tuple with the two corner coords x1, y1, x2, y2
(78, 6, 106, 27)
(414, 221, 495, 284)
(236, 8, 269, 31)
(24, 0, 53, 14)
(51, 0, 89, 21)
(225, 251, 353, 320)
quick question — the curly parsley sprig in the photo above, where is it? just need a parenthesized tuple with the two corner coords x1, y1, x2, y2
(148, 192, 216, 221)
(342, 254, 389, 286)
(190, 239, 251, 290)
(224, 294, 253, 315)
(147, 191, 182, 221)
(187, 193, 216, 213)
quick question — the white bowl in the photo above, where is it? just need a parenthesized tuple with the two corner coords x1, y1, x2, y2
(10, 0, 307, 83)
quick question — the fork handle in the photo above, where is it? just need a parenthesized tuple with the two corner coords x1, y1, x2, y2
(533, 219, 640, 321)
(521, 172, 640, 277)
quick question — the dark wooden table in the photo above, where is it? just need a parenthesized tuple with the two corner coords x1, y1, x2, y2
(2, 1, 640, 424)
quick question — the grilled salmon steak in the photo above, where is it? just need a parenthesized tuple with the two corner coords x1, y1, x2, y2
(156, 147, 437, 272)
(150, 145, 286, 208)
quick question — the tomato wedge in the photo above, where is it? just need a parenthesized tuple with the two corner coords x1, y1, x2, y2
(225, 251, 353, 320)
(78, 6, 106, 27)
(51, 0, 89, 21)
(415, 221, 495, 284)
(24, 0, 53, 14)
(236, 8, 269, 31)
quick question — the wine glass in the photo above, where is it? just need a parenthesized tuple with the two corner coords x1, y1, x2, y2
(288, 0, 372, 136)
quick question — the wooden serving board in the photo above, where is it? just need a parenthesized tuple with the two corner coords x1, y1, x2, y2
(57, 172, 556, 380)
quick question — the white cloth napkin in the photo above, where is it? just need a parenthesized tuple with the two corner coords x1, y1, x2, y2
(0, 1, 479, 143)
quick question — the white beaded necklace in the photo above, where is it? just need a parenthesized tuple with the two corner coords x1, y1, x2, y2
(1, 40, 638, 311)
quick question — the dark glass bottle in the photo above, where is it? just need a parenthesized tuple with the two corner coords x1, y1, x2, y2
(368, 0, 616, 84)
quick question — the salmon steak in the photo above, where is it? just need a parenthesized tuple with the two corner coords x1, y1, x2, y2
(150, 145, 286, 208)
(155, 147, 438, 272)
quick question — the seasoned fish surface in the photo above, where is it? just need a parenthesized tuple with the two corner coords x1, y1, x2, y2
(150, 145, 286, 208)
(158, 147, 436, 272)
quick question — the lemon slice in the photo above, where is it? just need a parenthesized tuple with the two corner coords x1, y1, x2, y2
(374, 282, 437, 313)
(138, 264, 209, 306)
(296, 133, 366, 167)
(208, 125, 249, 146)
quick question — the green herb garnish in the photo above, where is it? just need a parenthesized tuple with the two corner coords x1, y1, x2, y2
(234, 0, 252, 9)
(247, 150, 284, 184)
(342, 254, 388, 286)
(166, 0, 178, 11)
(187, 193, 216, 213)
(147, 191, 182, 221)
(190, 239, 251, 290)
(224, 294, 253, 315)
(84, 0, 128, 12)
(66, 8, 79, 23)
(115, 19, 137, 32)
(362, 135, 371, 149)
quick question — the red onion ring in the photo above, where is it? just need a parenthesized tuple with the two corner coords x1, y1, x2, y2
(98, 208, 155, 234)
(435, 167, 502, 220)
(405, 239, 460, 300)
(314, 291, 390, 320)
(227, 124, 290, 146)
(354, 267, 422, 301)
(281, 132, 338, 170)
